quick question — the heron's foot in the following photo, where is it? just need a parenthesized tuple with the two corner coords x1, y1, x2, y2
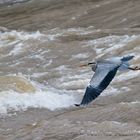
(130, 66, 140, 70)
(133, 66, 140, 70)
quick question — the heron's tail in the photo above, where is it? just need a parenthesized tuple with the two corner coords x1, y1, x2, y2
(121, 55, 134, 61)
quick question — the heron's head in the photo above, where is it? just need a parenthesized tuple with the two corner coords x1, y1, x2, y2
(79, 62, 97, 71)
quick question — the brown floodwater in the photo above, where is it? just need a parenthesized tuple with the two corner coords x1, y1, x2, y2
(0, 0, 140, 140)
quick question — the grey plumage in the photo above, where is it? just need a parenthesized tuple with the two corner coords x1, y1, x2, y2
(76, 55, 135, 106)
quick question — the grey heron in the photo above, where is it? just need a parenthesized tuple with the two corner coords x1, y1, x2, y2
(75, 55, 140, 106)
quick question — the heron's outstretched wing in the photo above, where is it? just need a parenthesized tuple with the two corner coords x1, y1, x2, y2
(78, 62, 119, 106)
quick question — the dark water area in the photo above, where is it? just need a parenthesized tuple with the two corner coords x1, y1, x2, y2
(0, 0, 29, 7)
(0, 0, 140, 32)
(0, 0, 140, 140)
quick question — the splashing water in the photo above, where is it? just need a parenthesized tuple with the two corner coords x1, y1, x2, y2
(1, 27, 140, 116)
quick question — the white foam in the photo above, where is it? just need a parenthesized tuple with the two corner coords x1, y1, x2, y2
(120, 101, 140, 106)
(0, 30, 45, 43)
(0, 29, 56, 58)
(86, 35, 138, 57)
(115, 71, 140, 82)
(71, 53, 89, 60)
(102, 86, 130, 96)
(31, 72, 48, 78)
(47, 27, 95, 37)
(59, 79, 88, 90)
(0, 29, 59, 48)
(9, 43, 23, 56)
(0, 0, 27, 4)
(0, 74, 76, 115)
(102, 87, 120, 96)
(71, 17, 76, 20)
(54, 65, 68, 71)
(0, 89, 76, 115)
(102, 36, 137, 54)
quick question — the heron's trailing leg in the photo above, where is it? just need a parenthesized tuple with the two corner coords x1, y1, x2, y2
(129, 66, 140, 71)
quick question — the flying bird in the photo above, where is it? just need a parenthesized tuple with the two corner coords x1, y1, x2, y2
(75, 55, 140, 106)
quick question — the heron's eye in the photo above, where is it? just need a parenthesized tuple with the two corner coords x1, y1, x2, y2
(88, 62, 96, 65)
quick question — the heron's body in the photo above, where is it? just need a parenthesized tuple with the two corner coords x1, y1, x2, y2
(76, 55, 139, 106)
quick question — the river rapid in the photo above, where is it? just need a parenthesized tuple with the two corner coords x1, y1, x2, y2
(0, 0, 140, 140)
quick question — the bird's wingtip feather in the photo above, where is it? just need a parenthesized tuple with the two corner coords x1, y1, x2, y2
(74, 104, 81, 107)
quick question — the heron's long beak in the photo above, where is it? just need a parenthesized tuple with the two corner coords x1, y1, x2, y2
(79, 62, 96, 67)
(79, 64, 89, 67)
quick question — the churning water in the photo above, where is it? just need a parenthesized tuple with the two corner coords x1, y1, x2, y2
(0, 0, 140, 140)
(1, 28, 140, 116)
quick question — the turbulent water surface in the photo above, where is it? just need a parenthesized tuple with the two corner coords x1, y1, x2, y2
(0, 0, 140, 140)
